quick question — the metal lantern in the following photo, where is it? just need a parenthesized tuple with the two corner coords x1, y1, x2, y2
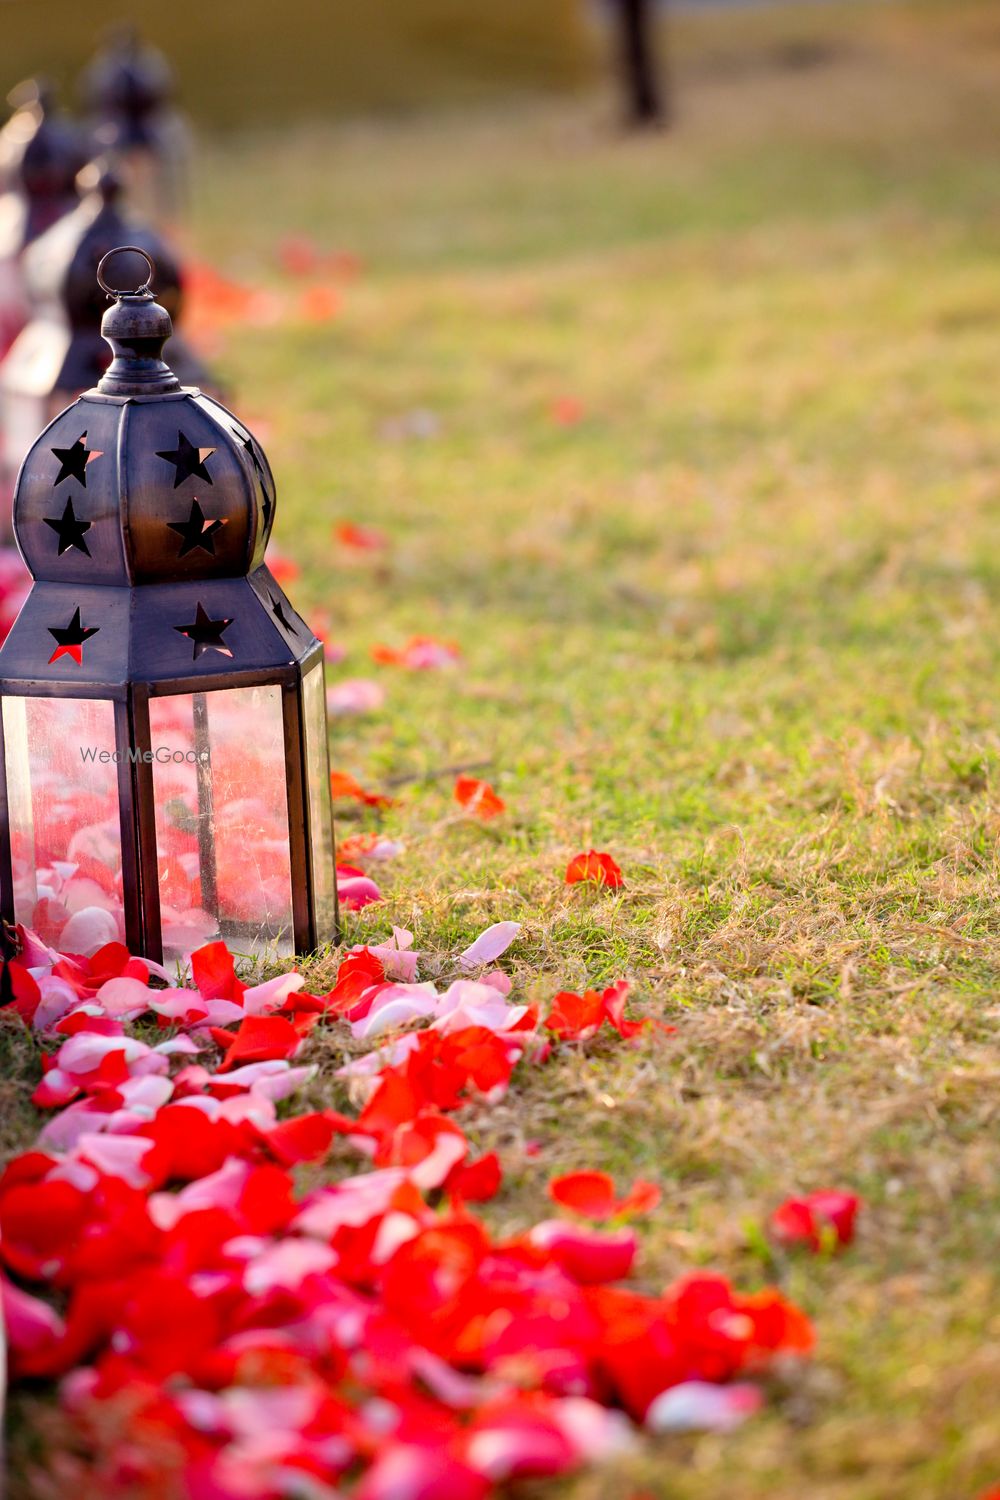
(0, 247, 337, 963)
(1, 160, 216, 533)
(80, 27, 188, 227)
(0, 80, 86, 358)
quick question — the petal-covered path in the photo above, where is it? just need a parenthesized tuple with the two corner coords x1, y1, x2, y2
(2, 922, 815, 1497)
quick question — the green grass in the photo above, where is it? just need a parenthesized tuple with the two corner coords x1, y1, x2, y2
(8, 1, 1000, 1496)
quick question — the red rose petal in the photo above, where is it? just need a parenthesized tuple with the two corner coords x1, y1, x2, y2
(565, 850, 624, 889)
(454, 776, 506, 821)
(216, 1014, 302, 1072)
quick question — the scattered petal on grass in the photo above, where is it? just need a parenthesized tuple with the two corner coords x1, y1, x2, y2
(334, 520, 388, 551)
(277, 235, 362, 279)
(258, 1109, 348, 1166)
(215, 1015, 303, 1072)
(459, 922, 521, 970)
(0, 924, 813, 1491)
(365, 929, 419, 982)
(565, 851, 624, 889)
(183, 259, 281, 331)
(1, 1274, 67, 1375)
(549, 1171, 660, 1221)
(350, 983, 440, 1040)
(243, 1238, 338, 1296)
(296, 283, 341, 322)
(330, 769, 395, 807)
(527, 1221, 639, 1284)
(336, 865, 383, 910)
(550, 395, 585, 427)
(372, 635, 461, 670)
(448, 1152, 503, 1206)
(770, 1190, 861, 1252)
(277, 233, 322, 276)
(645, 1381, 763, 1433)
(93, 975, 151, 1019)
(327, 678, 386, 716)
(357, 1449, 489, 1500)
(263, 546, 299, 585)
(455, 776, 506, 820)
(546, 981, 665, 1043)
(338, 833, 403, 863)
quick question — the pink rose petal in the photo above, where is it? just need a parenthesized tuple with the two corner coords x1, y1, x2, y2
(458, 922, 521, 970)
(367, 928, 419, 981)
(1, 1275, 66, 1353)
(241, 972, 306, 1016)
(645, 1380, 763, 1433)
(95, 975, 153, 1019)
(327, 678, 386, 716)
(242, 1239, 338, 1296)
(350, 984, 439, 1041)
(75, 1132, 159, 1188)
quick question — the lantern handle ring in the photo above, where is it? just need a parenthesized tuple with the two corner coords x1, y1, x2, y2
(96, 245, 156, 299)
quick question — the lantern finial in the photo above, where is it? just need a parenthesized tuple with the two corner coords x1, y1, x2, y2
(96, 244, 180, 397)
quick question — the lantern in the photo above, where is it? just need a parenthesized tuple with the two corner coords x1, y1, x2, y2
(80, 27, 188, 227)
(0, 247, 337, 963)
(0, 79, 86, 358)
(1, 160, 216, 535)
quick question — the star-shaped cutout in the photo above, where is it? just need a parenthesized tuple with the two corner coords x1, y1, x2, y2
(270, 592, 297, 633)
(167, 498, 227, 558)
(174, 602, 233, 660)
(44, 497, 92, 556)
(241, 432, 273, 528)
(51, 433, 103, 487)
(48, 606, 99, 665)
(156, 431, 216, 488)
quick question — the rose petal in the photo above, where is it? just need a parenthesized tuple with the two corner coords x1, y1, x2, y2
(646, 1380, 763, 1433)
(458, 922, 521, 970)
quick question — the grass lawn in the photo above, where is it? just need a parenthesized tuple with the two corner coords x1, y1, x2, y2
(5, 1, 1000, 1495)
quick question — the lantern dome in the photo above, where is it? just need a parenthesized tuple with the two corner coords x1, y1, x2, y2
(8, 249, 285, 676)
(80, 29, 188, 228)
(14, 347, 274, 595)
(0, 248, 336, 963)
(82, 28, 176, 152)
(0, 80, 86, 253)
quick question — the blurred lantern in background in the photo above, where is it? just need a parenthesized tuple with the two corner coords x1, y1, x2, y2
(0, 160, 217, 536)
(80, 26, 189, 228)
(0, 247, 337, 962)
(0, 79, 86, 359)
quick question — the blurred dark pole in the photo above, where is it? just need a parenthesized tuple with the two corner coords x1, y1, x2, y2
(614, 0, 668, 129)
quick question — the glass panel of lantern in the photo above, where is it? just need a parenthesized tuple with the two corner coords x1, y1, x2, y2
(0, 246, 337, 964)
(147, 686, 295, 962)
(1, 695, 123, 952)
(302, 660, 337, 941)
